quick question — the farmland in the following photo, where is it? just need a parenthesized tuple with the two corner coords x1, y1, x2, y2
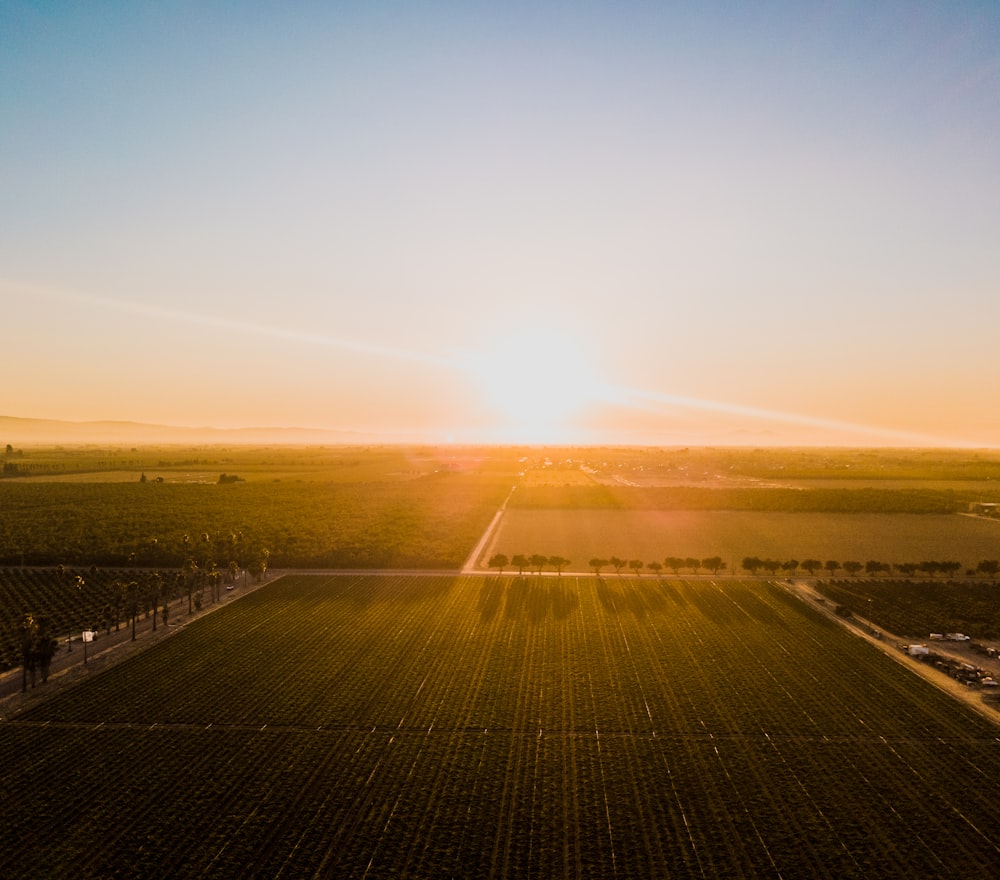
(816, 578, 1000, 640)
(484, 508, 1000, 573)
(0, 446, 517, 568)
(3, 573, 1000, 878)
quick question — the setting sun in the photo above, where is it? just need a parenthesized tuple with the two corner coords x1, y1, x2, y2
(462, 327, 606, 442)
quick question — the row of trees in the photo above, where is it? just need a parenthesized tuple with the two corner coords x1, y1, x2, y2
(486, 554, 728, 577)
(14, 547, 271, 692)
(488, 554, 572, 576)
(19, 612, 60, 692)
(486, 553, 1000, 581)
(742, 557, 1000, 579)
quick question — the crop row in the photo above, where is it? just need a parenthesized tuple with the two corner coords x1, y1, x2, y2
(816, 578, 1000, 639)
(3, 575, 1000, 877)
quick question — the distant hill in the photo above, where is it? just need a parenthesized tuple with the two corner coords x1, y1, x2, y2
(0, 415, 376, 446)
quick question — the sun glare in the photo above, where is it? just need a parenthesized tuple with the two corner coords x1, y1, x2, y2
(463, 327, 606, 442)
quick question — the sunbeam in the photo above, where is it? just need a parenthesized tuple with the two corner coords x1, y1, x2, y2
(7, 278, 986, 447)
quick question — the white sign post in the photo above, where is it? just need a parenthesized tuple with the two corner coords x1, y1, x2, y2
(82, 629, 95, 664)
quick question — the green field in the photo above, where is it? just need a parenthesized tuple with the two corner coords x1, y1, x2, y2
(486, 508, 1000, 571)
(3, 574, 999, 878)
(0, 454, 514, 568)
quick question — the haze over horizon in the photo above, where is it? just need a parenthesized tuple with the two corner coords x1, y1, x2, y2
(2, 3, 998, 447)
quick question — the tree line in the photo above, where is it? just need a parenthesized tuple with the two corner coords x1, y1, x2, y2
(487, 554, 727, 577)
(740, 557, 999, 579)
(487, 553, 1000, 580)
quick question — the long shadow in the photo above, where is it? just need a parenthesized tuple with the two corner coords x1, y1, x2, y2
(625, 579, 667, 617)
(549, 580, 580, 620)
(478, 577, 504, 623)
(595, 577, 620, 614)
(504, 576, 532, 620)
(503, 577, 580, 623)
(660, 580, 688, 607)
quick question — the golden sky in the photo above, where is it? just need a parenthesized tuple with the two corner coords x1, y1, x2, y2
(2, 3, 999, 446)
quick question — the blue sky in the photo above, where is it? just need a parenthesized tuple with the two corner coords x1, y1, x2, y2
(2, 2, 999, 444)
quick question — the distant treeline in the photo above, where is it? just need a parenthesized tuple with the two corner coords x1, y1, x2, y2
(510, 486, 966, 514)
(2, 462, 67, 475)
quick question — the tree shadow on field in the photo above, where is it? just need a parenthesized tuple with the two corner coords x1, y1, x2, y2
(595, 577, 619, 614)
(660, 581, 688, 607)
(478, 577, 504, 623)
(503, 576, 579, 624)
(630, 579, 668, 616)
(596, 577, 665, 619)
(549, 580, 579, 620)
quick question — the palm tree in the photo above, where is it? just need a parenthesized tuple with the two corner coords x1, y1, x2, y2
(19, 613, 37, 692)
(34, 617, 58, 684)
(182, 558, 199, 613)
(74, 575, 91, 664)
(111, 579, 126, 632)
(126, 580, 140, 641)
(208, 566, 222, 603)
(147, 572, 162, 631)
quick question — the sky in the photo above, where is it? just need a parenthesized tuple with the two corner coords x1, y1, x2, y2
(2, 1, 999, 446)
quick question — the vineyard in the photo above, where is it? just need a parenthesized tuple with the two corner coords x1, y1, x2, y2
(2, 574, 1000, 878)
(816, 578, 1000, 639)
(0, 566, 219, 672)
